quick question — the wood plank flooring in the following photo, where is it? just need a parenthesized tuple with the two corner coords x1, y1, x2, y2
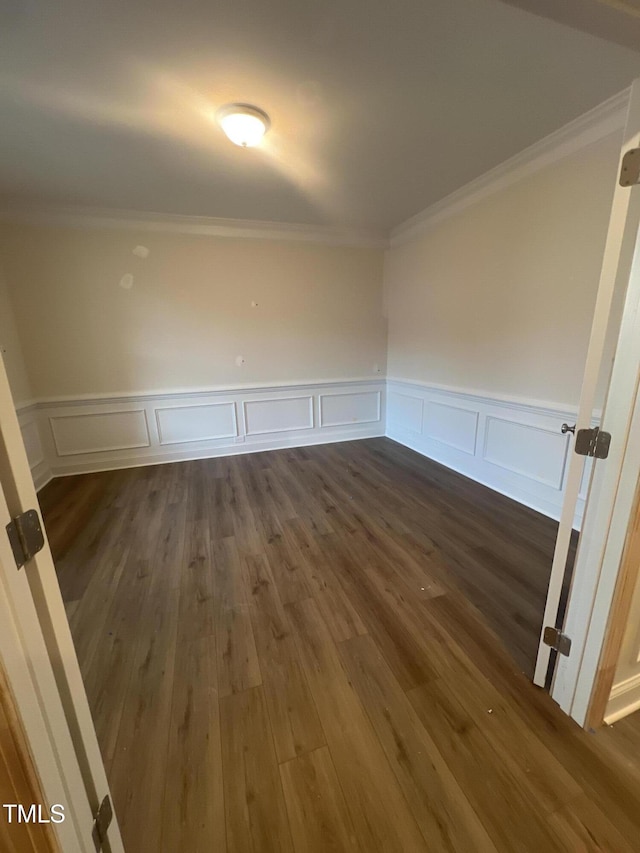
(39, 437, 640, 852)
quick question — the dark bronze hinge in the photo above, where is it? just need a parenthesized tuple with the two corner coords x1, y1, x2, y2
(574, 427, 611, 460)
(5, 509, 44, 569)
(543, 626, 572, 657)
(93, 795, 113, 851)
(620, 147, 640, 186)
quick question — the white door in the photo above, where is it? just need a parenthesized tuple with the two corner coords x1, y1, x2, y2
(534, 79, 640, 725)
(0, 358, 124, 850)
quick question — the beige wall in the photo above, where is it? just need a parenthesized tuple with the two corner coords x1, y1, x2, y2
(0, 267, 32, 405)
(0, 226, 386, 398)
(384, 132, 622, 407)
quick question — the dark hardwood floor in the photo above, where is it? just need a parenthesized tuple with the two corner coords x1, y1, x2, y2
(39, 437, 640, 852)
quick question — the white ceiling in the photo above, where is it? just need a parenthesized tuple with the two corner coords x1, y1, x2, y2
(0, 0, 639, 234)
(502, 0, 640, 53)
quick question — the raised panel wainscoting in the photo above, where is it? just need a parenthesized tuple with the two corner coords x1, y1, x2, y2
(16, 380, 385, 483)
(386, 378, 593, 528)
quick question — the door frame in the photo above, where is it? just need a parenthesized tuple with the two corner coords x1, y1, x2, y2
(584, 476, 640, 728)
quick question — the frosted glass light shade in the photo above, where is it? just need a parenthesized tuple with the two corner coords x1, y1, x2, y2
(217, 104, 270, 147)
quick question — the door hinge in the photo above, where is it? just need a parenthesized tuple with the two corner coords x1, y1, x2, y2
(620, 147, 640, 186)
(92, 795, 113, 851)
(543, 626, 572, 657)
(5, 509, 44, 570)
(574, 427, 611, 460)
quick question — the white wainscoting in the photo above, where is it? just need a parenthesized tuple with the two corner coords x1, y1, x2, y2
(426, 401, 478, 455)
(16, 404, 52, 491)
(605, 673, 640, 724)
(17, 380, 385, 482)
(244, 395, 314, 436)
(387, 378, 589, 527)
(319, 390, 381, 427)
(15, 376, 591, 525)
(50, 408, 151, 456)
(156, 402, 237, 445)
(483, 417, 568, 490)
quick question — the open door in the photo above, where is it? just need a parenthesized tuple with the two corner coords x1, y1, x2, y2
(0, 357, 123, 849)
(535, 78, 640, 725)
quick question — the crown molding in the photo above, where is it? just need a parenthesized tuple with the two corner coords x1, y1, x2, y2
(390, 87, 631, 248)
(0, 205, 388, 249)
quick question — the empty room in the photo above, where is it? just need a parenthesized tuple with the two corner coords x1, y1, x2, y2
(4, 1, 640, 851)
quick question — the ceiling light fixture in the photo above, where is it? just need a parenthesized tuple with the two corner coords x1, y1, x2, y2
(216, 103, 270, 148)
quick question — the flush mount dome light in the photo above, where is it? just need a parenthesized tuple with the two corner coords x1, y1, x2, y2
(216, 103, 270, 147)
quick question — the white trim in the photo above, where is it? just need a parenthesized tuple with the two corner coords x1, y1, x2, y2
(482, 416, 569, 490)
(0, 206, 387, 249)
(20, 377, 383, 407)
(386, 378, 587, 526)
(548, 79, 640, 721)
(31, 458, 54, 491)
(386, 376, 593, 420)
(609, 671, 640, 701)
(17, 377, 591, 530)
(47, 427, 383, 479)
(13, 399, 40, 414)
(18, 379, 386, 483)
(28, 377, 590, 523)
(242, 395, 315, 436)
(0, 340, 125, 851)
(424, 401, 478, 456)
(16, 404, 53, 493)
(19, 419, 44, 469)
(390, 89, 630, 247)
(604, 673, 640, 725)
(318, 390, 382, 427)
(0, 491, 89, 851)
(49, 408, 151, 456)
(155, 401, 238, 446)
